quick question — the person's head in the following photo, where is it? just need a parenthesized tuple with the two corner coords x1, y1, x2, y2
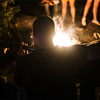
(33, 16, 55, 49)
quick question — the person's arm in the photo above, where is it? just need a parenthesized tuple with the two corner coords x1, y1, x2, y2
(43, 0, 54, 5)
(14, 42, 30, 86)
(43, 0, 50, 3)
(14, 57, 24, 87)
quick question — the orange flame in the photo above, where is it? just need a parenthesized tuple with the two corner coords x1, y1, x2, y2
(53, 19, 81, 47)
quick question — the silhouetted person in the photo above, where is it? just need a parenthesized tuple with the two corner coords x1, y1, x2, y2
(14, 16, 100, 100)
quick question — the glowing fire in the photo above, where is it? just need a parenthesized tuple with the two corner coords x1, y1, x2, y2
(53, 28, 77, 47)
(53, 18, 81, 47)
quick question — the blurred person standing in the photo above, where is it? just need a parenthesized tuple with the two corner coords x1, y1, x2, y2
(41, 0, 60, 18)
(61, 0, 76, 25)
(82, 0, 100, 26)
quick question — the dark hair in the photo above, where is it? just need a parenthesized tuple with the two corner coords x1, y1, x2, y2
(33, 16, 55, 37)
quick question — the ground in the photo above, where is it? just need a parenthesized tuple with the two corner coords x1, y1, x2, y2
(0, 0, 100, 99)
(14, 0, 100, 44)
